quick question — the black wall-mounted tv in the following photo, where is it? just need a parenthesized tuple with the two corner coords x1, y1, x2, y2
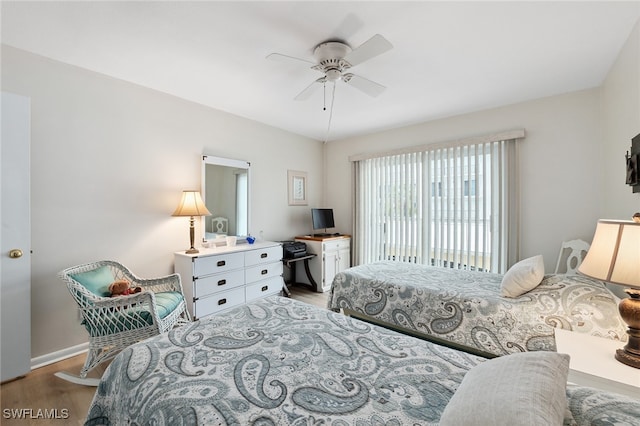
(311, 208, 335, 235)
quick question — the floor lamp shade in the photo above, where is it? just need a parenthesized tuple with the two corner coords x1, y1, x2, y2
(172, 190, 211, 254)
(578, 219, 640, 368)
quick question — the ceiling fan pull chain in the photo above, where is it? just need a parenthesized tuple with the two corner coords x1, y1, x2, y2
(323, 81, 326, 111)
(323, 82, 337, 143)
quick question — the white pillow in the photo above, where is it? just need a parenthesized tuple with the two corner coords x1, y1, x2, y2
(439, 351, 570, 426)
(501, 255, 545, 298)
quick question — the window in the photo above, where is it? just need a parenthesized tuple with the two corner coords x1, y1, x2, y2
(463, 179, 476, 196)
(236, 171, 248, 236)
(352, 131, 522, 274)
(431, 182, 442, 197)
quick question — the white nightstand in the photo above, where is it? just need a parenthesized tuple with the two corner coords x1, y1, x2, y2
(555, 328, 640, 399)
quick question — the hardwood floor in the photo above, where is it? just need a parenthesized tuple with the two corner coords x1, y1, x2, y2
(0, 287, 328, 425)
(287, 283, 329, 308)
(0, 355, 106, 426)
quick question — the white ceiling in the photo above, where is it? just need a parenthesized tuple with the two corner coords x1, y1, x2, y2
(2, 1, 639, 142)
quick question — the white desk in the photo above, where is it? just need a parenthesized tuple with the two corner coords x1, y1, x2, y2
(555, 328, 640, 400)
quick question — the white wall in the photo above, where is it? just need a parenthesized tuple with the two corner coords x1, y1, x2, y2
(324, 18, 640, 275)
(324, 89, 604, 273)
(1, 46, 323, 358)
(599, 19, 640, 299)
(601, 19, 640, 219)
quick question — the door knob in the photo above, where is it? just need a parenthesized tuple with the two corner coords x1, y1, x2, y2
(9, 249, 23, 258)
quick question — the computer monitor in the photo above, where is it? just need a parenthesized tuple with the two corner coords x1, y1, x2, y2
(311, 208, 335, 236)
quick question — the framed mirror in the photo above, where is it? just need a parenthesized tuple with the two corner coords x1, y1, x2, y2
(201, 155, 250, 240)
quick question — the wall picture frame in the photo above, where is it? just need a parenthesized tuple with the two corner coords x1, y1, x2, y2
(288, 170, 308, 205)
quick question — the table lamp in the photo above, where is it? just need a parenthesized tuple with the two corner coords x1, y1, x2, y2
(172, 190, 211, 254)
(578, 219, 640, 368)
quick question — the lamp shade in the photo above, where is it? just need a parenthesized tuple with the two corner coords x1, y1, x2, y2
(172, 190, 211, 217)
(578, 220, 640, 288)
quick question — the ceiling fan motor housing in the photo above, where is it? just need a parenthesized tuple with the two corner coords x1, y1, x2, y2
(313, 42, 353, 79)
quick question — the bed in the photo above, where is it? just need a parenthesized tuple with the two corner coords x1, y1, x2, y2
(327, 261, 627, 357)
(85, 296, 639, 425)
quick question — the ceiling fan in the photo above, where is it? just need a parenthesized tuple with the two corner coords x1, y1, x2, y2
(267, 34, 393, 101)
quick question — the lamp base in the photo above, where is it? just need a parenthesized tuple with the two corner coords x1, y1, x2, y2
(614, 325, 640, 369)
(615, 289, 640, 369)
(615, 346, 640, 369)
(185, 216, 199, 254)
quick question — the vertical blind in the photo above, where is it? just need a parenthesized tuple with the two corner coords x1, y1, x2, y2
(352, 134, 520, 274)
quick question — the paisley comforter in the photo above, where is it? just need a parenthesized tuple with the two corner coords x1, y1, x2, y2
(328, 261, 627, 357)
(85, 296, 638, 425)
(86, 296, 482, 425)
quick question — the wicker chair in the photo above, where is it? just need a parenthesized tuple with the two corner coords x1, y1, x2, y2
(55, 260, 191, 385)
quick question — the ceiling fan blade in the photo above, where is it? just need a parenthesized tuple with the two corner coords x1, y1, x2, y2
(294, 77, 327, 101)
(266, 53, 315, 66)
(342, 73, 386, 97)
(343, 34, 393, 67)
(331, 13, 364, 42)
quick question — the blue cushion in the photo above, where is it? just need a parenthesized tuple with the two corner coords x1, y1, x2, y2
(84, 291, 184, 336)
(70, 266, 114, 297)
(151, 291, 184, 319)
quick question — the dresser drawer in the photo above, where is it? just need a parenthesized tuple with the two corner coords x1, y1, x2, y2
(245, 277, 283, 302)
(323, 239, 350, 251)
(194, 269, 244, 298)
(245, 261, 283, 284)
(194, 286, 245, 319)
(193, 252, 244, 277)
(245, 245, 282, 267)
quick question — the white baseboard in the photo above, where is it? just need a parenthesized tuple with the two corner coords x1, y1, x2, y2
(31, 343, 89, 370)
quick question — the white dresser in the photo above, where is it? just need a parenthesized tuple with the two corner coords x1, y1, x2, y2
(175, 241, 284, 320)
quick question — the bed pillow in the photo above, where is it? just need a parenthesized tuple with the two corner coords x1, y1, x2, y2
(439, 351, 570, 426)
(501, 255, 545, 297)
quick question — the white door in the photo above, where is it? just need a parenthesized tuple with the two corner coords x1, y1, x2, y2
(1, 92, 31, 382)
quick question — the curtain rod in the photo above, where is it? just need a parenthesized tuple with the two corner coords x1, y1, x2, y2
(348, 129, 526, 162)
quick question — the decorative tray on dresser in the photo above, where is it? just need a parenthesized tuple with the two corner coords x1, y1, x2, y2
(174, 241, 284, 320)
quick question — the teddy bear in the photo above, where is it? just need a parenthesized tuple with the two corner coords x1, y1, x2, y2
(108, 280, 142, 297)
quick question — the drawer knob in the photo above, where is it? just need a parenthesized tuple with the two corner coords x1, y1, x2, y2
(260, 253, 268, 258)
(218, 298, 227, 306)
(261, 285, 268, 292)
(217, 279, 226, 286)
(261, 269, 268, 275)
(217, 260, 226, 267)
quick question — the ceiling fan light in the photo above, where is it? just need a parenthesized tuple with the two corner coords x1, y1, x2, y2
(326, 69, 342, 81)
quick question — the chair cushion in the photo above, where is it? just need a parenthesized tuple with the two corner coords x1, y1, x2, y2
(70, 266, 114, 297)
(84, 291, 184, 336)
(148, 291, 184, 320)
